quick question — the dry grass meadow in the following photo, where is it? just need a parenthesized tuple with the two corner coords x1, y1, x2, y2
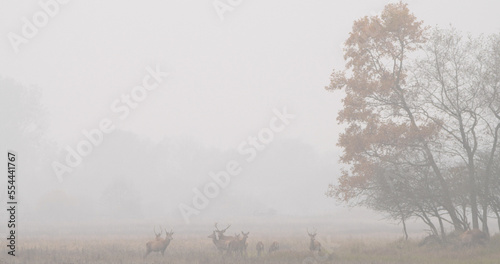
(3, 235, 500, 264)
(1, 219, 500, 264)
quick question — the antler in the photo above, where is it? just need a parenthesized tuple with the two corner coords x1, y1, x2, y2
(154, 226, 162, 236)
(307, 228, 316, 236)
(214, 223, 231, 232)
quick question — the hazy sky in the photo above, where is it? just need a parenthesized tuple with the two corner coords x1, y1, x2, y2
(1, 0, 497, 152)
(1, 0, 499, 224)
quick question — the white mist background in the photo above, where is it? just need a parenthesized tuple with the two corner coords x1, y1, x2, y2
(0, 0, 499, 233)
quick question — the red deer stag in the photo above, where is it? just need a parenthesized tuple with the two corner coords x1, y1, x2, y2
(268, 241, 279, 253)
(214, 223, 237, 241)
(256, 241, 264, 256)
(209, 230, 230, 253)
(307, 228, 322, 253)
(144, 227, 174, 258)
(461, 229, 488, 247)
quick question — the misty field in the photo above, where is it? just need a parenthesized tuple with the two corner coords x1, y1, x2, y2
(3, 234, 500, 264)
(2, 1, 500, 264)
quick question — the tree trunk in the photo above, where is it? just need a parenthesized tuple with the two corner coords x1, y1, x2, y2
(481, 123, 500, 234)
(457, 113, 479, 230)
(434, 208, 446, 240)
(402, 216, 409, 240)
(469, 175, 479, 229)
(398, 97, 463, 231)
(482, 203, 490, 236)
(492, 206, 500, 231)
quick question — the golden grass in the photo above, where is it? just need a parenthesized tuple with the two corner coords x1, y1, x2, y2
(2, 234, 500, 263)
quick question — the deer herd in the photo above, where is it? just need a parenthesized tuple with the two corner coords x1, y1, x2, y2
(143, 223, 325, 259)
(208, 223, 252, 256)
(206, 223, 285, 257)
(144, 224, 491, 259)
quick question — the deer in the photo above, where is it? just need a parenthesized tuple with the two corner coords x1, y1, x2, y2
(268, 241, 279, 253)
(208, 230, 230, 253)
(228, 231, 249, 257)
(214, 223, 237, 241)
(256, 241, 264, 256)
(144, 227, 174, 259)
(227, 234, 241, 256)
(307, 228, 322, 253)
(239, 231, 249, 257)
(460, 229, 488, 247)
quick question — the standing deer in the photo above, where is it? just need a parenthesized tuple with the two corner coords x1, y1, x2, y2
(208, 231, 230, 253)
(268, 241, 279, 253)
(227, 234, 241, 256)
(239, 231, 249, 257)
(307, 228, 322, 253)
(461, 229, 488, 247)
(228, 231, 249, 257)
(214, 223, 237, 241)
(256, 241, 264, 256)
(144, 227, 174, 258)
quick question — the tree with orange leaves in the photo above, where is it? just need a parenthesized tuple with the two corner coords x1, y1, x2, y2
(327, 2, 500, 238)
(326, 2, 465, 233)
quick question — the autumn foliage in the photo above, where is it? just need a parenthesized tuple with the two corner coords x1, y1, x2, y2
(327, 1, 500, 239)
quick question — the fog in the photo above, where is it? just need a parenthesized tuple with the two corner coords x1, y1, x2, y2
(1, 0, 499, 239)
